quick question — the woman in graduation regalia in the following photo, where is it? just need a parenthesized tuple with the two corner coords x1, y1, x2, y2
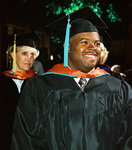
(0, 33, 40, 150)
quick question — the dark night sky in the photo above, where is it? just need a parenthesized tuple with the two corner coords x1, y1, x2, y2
(1, 0, 131, 32)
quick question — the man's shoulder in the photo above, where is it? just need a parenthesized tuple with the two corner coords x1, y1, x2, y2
(102, 74, 131, 91)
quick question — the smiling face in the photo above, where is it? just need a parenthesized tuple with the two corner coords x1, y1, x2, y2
(11, 46, 36, 72)
(68, 32, 102, 73)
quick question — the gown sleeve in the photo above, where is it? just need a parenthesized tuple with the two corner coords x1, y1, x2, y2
(116, 81, 132, 150)
(0, 83, 11, 150)
(11, 76, 46, 150)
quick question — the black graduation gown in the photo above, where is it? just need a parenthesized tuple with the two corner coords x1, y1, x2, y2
(11, 73, 132, 150)
(0, 74, 27, 150)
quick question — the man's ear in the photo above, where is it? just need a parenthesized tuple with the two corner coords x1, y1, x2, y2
(68, 44, 71, 53)
(63, 43, 71, 53)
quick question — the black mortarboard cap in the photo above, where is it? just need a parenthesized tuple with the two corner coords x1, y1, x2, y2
(100, 30, 112, 45)
(8, 32, 40, 48)
(46, 7, 108, 41)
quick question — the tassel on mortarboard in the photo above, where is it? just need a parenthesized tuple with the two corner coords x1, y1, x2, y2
(64, 15, 70, 67)
(13, 34, 17, 74)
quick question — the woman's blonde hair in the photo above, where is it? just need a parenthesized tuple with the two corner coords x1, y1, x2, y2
(6, 46, 20, 69)
(100, 43, 109, 64)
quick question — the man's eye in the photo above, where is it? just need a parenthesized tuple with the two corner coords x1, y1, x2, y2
(81, 40, 88, 44)
(95, 42, 101, 47)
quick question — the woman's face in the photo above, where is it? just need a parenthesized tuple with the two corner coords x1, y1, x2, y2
(11, 46, 36, 72)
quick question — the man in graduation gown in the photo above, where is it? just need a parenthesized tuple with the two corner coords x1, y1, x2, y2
(11, 7, 132, 150)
